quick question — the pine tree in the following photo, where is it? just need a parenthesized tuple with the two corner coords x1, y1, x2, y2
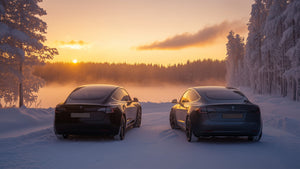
(226, 31, 245, 87)
(280, 0, 300, 101)
(226, 0, 300, 101)
(244, 0, 268, 94)
(261, 0, 287, 95)
(0, 0, 58, 107)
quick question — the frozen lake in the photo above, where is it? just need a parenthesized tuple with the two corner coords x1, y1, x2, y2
(37, 84, 190, 108)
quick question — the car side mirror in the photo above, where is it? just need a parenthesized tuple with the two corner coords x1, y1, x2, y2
(171, 99, 178, 104)
(133, 97, 139, 102)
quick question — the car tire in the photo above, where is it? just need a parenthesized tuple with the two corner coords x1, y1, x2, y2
(114, 115, 125, 140)
(186, 115, 198, 142)
(248, 130, 262, 142)
(133, 108, 142, 128)
(169, 110, 179, 129)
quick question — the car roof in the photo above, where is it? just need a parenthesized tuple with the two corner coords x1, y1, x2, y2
(190, 86, 246, 102)
(77, 84, 120, 90)
(191, 86, 231, 93)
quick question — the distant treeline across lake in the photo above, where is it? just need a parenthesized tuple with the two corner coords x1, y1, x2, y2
(33, 59, 226, 86)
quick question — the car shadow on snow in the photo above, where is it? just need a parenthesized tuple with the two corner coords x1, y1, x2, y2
(54, 126, 137, 142)
(164, 128, 263, 144)
(194, 136, 262, 144)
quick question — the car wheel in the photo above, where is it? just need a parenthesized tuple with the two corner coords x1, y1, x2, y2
(133, 108, 142, 128)
(169, 110, 179, 129)
(114, 115, 125, 140)
(248, 131, 262, 142)
(186, 115, 198, 142)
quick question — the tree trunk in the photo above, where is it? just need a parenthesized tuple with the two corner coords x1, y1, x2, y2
(293, 78, 296, 101)
(19, 63, 23, 107)
(297, 78, 300, 101)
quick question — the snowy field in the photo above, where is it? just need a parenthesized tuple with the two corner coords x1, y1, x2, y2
(0, 90, 300, 169)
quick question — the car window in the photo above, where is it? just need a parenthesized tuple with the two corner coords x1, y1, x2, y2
(180, 90, 200, 103)
(66, 86, 114, 104)
(112, 89, 123, 101)
(205, 90, 244, 100)
(180, 90, 190, 103)
(189, 90, 200, 101)
(120, 89, 132, 101)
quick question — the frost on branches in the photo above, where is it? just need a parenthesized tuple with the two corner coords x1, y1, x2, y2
(226, 0, 300, 101)
(0, 0, 58, 107)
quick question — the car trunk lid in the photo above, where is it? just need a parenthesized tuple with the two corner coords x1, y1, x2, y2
(205, 104, 259, 122)
(56, 104, 108, 121)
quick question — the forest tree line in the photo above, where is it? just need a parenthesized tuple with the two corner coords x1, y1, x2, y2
(33, 59, 226, 86)
(226, 0, 300, 101)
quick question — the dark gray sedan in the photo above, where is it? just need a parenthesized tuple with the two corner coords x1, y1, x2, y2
(54, 84, 142, 140)
(169, 86, 262, 142)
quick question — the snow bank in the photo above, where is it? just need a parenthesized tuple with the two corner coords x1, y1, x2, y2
(0, 103, 173, 139)
(0, 107, 54, 138)
(241, 88, 300, 137)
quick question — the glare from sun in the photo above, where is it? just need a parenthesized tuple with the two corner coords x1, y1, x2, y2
(72, 59, 78, 64)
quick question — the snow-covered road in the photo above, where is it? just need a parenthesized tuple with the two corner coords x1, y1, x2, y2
(1, 92, 300, 169)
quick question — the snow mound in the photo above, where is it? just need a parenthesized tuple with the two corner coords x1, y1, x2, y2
(0, 107, 54, 138)
(241, 88, 300, 137)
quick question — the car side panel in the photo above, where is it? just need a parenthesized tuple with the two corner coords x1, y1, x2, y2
(173, 104, 188, 128)
(124, 102, 138, 125)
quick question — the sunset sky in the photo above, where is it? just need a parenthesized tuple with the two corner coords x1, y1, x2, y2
(41, 0, 253, 65)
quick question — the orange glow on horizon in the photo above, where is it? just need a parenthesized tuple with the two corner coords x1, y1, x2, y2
(41, 0, 253, 65)
(72, 59, 78, 64)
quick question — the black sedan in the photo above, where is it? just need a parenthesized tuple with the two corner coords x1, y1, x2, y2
(54, 84, 142, 140)
(169, 86, 262, 142)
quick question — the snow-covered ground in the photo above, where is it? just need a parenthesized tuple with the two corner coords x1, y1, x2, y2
(0, 90, 299, 169)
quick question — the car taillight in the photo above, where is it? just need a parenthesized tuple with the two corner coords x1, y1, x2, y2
(97, 107, 116, 113)
(55, 107, 66, 113)
(106, 107, 115, 113)
(250, 107, 260, 113)
(254, 109, 261, 114)
(195, 106, 207, 113)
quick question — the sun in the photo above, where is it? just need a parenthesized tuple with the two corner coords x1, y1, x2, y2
(72, 59, 78, 64)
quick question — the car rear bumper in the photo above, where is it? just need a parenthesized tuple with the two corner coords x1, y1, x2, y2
(54, 113, 121, 136)
(54, 122, 120, 136)
(191, 113, 262, 137)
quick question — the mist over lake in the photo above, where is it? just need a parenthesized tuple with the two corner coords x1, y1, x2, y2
(37, 84, 192, 108)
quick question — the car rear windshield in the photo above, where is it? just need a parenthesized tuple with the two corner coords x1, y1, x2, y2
(205, 90, 244, 100)
(66, 86, 115, 104)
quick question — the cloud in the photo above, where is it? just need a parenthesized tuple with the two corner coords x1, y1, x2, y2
(55, 40, 90, 49)
(136, 20, 247, 50)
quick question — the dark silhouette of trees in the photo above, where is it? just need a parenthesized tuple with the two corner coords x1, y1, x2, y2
(33, 59, 226, 86)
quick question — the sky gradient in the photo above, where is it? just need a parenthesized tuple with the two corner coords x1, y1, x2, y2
(41, 0, 253, 65)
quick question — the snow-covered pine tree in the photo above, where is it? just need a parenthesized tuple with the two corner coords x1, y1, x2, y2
(234, 34, 245, 87)
(226, 31, 235, 86)
(280, 0, 300, 101)
(226, 31, 245, 87)
(0, 0, 58, 107)
(244, 0, 268, 94)
(261, 0, 287, 95)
